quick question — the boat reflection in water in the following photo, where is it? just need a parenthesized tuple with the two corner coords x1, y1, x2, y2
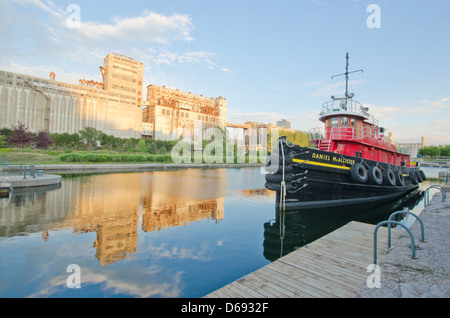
(263, 189, 424, 262)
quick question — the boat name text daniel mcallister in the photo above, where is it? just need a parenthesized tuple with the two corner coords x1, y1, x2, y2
(311, 153, 356, 166)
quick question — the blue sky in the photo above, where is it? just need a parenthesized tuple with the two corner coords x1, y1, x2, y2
(1, 0, 449, 145)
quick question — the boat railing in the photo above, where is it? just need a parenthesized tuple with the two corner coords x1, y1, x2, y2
(309, 127, 324, 142)
(329, 126, 387, 142)
(311, 126, 398, 153)
(321, 99, 379, 126)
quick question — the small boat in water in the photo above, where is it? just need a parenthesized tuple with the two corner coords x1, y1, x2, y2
(265, 53, 426, 210)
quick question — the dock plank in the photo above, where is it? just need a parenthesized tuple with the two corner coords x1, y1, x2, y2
(205, 221, 403, 298)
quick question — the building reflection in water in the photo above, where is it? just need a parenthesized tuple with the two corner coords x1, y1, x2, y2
(0, 169, 228, 266)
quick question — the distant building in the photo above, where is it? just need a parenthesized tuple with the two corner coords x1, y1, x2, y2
(0, 52, 144, 138)
(226, 121, 309, 153)
(143, 84, 227, 141)
(276, 119, 291, 129)
(226, 122, 267, 153)
(396, 136, 427, 158)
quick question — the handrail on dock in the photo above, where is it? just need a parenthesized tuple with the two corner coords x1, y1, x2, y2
(373, 220, 416, 265)
(1, 164, 37, 179)
(424, 185, 446, 207)
(0, 158, 8, 167)
(19, 164, 37, 179)
(387, 210, 425, 249)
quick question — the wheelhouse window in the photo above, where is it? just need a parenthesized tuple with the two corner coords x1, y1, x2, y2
(350, 118, 356, 127)
(331, 117, 338, 127)
(341, 117, 349, 126)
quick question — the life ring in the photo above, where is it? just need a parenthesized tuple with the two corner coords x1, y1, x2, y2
(350, 163, 368, 183)
(383, 167, 396, 186)
(409, 171, 418, 185)
(396, 170, 406, 186)
(265, 173, 294, 183)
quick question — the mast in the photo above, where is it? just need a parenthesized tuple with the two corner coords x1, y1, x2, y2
(331, 53, 363, 98)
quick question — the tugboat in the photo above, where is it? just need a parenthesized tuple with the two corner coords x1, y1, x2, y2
(265, 53, 426, 210)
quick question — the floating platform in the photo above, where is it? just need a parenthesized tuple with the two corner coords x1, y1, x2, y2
(0, 174, 61, 189)
(205, 221, 403, 298)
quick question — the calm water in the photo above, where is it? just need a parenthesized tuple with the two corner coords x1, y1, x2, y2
(0, 167, 440, 298)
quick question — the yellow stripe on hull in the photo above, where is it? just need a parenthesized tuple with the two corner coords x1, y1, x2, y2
(292, 158, 351, 171)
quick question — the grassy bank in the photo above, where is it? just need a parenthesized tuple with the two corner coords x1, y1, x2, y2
(0, 148, 265, 165)
(0, 148, 172, 165)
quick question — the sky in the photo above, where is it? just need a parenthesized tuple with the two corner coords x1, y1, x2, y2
(1, 0, 449, 145)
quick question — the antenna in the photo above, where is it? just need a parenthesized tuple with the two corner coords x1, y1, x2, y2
(331, 53, 363, 98)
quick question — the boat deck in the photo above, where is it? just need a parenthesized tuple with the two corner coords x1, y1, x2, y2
(204, 221, 404, 298)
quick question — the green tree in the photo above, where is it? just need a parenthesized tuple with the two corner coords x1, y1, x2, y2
(0, 128, 13, 146)
(440, 145, 450, 157)
(136, 139, 147, 153)
(148, 142, 158, 154)
(79, 127, 102, 150)
(0, 135, 6, 148)
(419, 146, 441, 158)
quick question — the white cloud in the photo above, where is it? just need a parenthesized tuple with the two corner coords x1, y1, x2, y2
(143, 48, 228, 72)
(1, 0, 228, 84)
(227, 111, 287, 125)
(363, 97, 450, 145)
(271, 80, 324, 91)
(310, 79, 365, 97)
(74, 10, 193, 44)
(1, 0, 232, 83)
(227, 109, 317, 132)
(10, 1, 193, 45)
(368, 97, 450, 121)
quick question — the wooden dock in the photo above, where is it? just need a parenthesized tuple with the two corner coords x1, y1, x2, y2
(205, 221, 403, 298)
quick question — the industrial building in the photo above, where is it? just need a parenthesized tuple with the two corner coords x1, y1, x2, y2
(0, 52, 144, 139)
(143, 84, 227, 141)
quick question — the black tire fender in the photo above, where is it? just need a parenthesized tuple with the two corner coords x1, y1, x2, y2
(409, 171, 418, 185)
(383, 167, 396, 186)
(419, 170, 427, 181)
(350, 163, 368, 183)
(265, 173, 294, 183)
(368, 166, 383, 185)
(265, 182, 294, 192)
(396, 170, 406, 186)
(265, 156, 294, 174)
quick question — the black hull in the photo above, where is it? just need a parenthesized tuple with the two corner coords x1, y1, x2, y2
(265, 141, 425, 211)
